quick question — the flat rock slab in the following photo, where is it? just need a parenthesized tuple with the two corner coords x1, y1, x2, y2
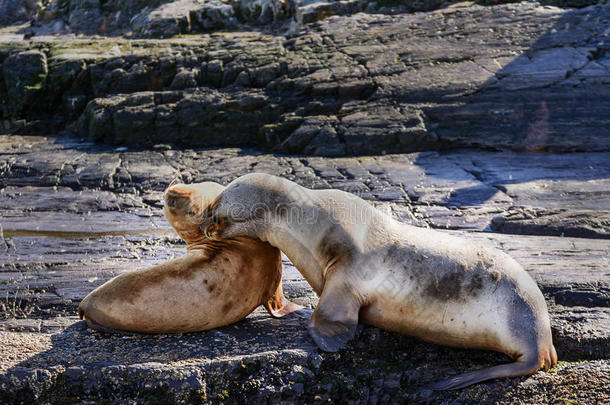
(1, 133, 608, 402)
(0, 315, 608, 403)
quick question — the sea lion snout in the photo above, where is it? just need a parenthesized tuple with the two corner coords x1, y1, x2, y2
(164, 183, 225, 221)
(164, 187, 196, 213)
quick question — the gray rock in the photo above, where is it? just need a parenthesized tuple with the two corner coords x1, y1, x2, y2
(133, 0, 239, 37)
(78, 87, 290, 147)
(0, 133, 608, 403)
(295, 0, 364, 24)
(491, 209, 610, 239)
(0, 0, 40, 26)
(237, 0, 289, 23)
(191, 0, 238, 30)
(2, 50, 48, 116)
(2, 3, 608, 154)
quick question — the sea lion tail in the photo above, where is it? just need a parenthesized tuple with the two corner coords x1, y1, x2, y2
(428, 352, 542, 390)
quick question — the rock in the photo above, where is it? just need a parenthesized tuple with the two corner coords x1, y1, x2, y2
(491, 209, 610, 239)
(0, 133, 609, 403)
(340, 103, 431, 155)
(550, 306, 610, 360)
(2, 50, 48, 116)
(134, 0, 197, 38)
(133, 0, 239, 37)
(2, 3, 610, 154)
(295, 0, 364, 24)
(237, 0, 289, 24)
(66, 0, 102, 34)
(277, 115, 340, 154)
(192, 1, 238, 30)
(77, 87, 288, 147)
(0, 0, 40, 26)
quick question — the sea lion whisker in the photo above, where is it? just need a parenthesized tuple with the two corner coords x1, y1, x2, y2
(167, 178, 181, 190)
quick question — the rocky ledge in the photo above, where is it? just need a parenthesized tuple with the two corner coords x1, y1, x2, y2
(1, 2, 609, 155)
(0, 134, 608, 403)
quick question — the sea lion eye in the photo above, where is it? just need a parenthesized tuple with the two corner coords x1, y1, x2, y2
(168, 198, 175, 207)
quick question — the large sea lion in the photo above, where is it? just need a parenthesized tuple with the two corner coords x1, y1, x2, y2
(200, 173, 558, 389)
(78, 181, 301, 334)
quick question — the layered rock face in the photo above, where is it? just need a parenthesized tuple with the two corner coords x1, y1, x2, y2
(1, 1, 609, 155)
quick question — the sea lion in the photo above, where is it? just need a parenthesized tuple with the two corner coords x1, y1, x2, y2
(78, 181, 301, 334)
(200, 173, 558, 389)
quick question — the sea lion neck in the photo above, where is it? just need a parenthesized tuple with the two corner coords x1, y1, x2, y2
(181, 230, 209, 249)
(187, 237, 227, 252)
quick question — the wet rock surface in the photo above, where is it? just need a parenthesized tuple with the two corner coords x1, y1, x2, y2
(1, 2, 609, 155)
(0, 134, 608, 403)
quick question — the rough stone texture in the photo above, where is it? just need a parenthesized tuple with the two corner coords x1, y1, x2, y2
(0, 134, 608, 403)
(14, 0, 608, 37)
(2, 50, 48, 117)
(134, 0, 240, 38)
(491, 209, 610, 239)
(0, 0, 42, 26)
(1, 2, 609, 155)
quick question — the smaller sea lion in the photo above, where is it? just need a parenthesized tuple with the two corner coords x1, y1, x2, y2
(78, 181, 301, 334)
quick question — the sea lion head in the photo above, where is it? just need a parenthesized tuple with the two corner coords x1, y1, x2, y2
(201, 174, 288, 240)
(164, 181, 225, 247)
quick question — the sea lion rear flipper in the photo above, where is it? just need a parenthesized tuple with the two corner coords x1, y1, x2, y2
(428, 353, 542, 390)
(265, 297, 305, 318)
(308, 279, 361, 352)
(264, 283, 305, 318)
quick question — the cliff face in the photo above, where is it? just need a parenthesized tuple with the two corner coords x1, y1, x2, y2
(1, 1, 609, 155)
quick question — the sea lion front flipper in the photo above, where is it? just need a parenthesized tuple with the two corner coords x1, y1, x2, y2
(264, 283, 305, 318)
(308, 279, 361, 352)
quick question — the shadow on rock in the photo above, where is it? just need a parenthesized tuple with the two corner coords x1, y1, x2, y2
(3, 314, 541, 403)
(419, 5, 610, 153)
(0, 311, 316, 403)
